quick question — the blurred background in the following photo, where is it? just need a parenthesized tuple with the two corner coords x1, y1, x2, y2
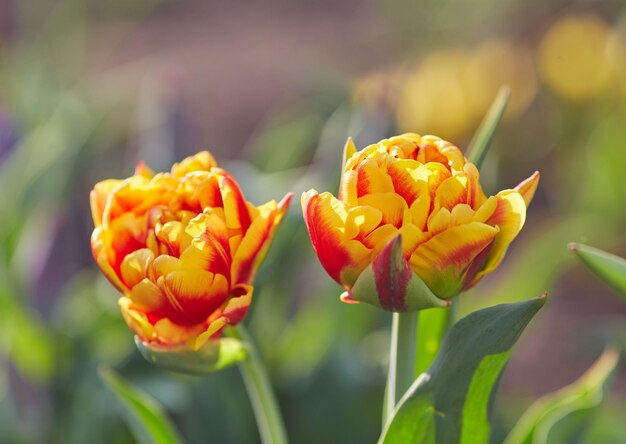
(0, 0, 625, 442)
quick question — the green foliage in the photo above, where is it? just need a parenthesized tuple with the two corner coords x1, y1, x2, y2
(466, 86, 510, 169)
(99, 367, 183, 444)
(504, 347, 620, 444)
(380, 295, 546, 444)
(569, 243, 626, 298)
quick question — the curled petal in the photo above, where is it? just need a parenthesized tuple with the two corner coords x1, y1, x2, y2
(219, 173, 252, 231)
(161, 270, 230, 324)
(231, 193, 292, 284)
(515, 171, 540, 206)
(119, 297, 156, 342)
(171, 151, 217, 177)
(128, 278, 167, 311)
(90, 179, 122, 227)
(120, 248, 155, 289)
(91, 227, 127, 293)
(302, 190, 372, 287)
(470, 190, 527, 285)
(193, 284, 253, 349)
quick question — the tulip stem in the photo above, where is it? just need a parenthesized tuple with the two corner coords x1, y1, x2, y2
(229, 325, 288, 444)
(384, 311, 418, 426)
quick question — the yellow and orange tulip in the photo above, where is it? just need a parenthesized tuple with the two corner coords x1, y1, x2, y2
(91, 152, 292, 349)
(302, 134, 538, 311)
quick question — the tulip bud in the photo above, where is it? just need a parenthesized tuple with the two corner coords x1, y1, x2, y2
(90, 152, 292, 354)
(302, 133, 538, 311)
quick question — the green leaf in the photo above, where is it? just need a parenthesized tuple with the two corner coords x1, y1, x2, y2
(569, 243, 626, 298)
(466, 86, 510, 169)
(504, 347, 620, 444)
(99, 367, 183, 444)
(380, 295, 546, 444)
(135, 336, 247, 374)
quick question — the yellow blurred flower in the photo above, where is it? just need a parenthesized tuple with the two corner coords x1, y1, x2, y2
(91, 152, 292, 349)
(302, 134, 539, 311)
(539, 15, 612, 101)
(397, 40, 536, 141)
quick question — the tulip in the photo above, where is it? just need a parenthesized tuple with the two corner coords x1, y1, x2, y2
(91, 152, 292, 349)
(302, 134, 539, 311)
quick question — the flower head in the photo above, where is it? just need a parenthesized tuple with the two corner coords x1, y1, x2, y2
(91, 152, 292, 349)
(302, 134, 538, 311)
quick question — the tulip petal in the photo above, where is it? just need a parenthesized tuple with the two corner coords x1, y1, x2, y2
(154, 318, 205, 346)
(356, 157, 395, 197)
(129, 278, 167, 311)
(386, 159, 427, 206)
(471, 190, 527, 284)
(339, 170, 358, 208)
(119, 297, 155, 342)
(398, 223, 430, 257)
(344, 205, 382, 240)
(222, 284, 253, 325)
(171, 151, 217, 177)
(193, 284, 253, 349)
(179, 232, 231, 278)
(342, 137, 357, 172)
(515, 171, 540, 206)
(90, 179, 122, 227)
(302, 190, 372, 287)
(120, 248, 155, 289)
(450, 204, 475, 226)
(231, 193, 292, 285)
(427, 207, 451, 234)
(358, 192, 408, 227)
(362, 224, 398, 250)
(162, 270, 230, 324)
(434, 174, 468, 211)
(464, 163, 488, 209)
(410, 222, 498, 299)
(91, 227, 127, 293)
(472, 196, 498, 223)
(219, 173, 252, 231)
(409, 194, 431, 231)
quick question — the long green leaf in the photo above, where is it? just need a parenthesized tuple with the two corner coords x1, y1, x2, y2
(504, 347, 620, 444)
(380, 295, 546, 444)
(99, 367, 183, 444)
(569, 243, 626, 298)
(466, 86, 510, 169)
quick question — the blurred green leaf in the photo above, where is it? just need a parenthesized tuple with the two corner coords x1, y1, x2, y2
(504, 347, 620, 444)
(0, 286, 54, 383)
(380, 295, 546, 444)
(414, 308, 449, 376)
(99, 367, 183, 444)
(569, 243, 626, 298)
(466, 86, 510, 169)
(135, 336, 247, 374)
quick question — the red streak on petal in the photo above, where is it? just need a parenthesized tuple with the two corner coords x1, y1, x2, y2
(373, 236, 411, 311)
(304, 194, 351, 286)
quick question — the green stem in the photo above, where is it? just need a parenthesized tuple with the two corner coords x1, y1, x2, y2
(229, 325, 288, 444)
(384, 311, 418, 425)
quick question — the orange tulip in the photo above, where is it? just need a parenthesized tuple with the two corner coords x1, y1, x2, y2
(91, 152, 292, 349)
(302, 134, 538, 311)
